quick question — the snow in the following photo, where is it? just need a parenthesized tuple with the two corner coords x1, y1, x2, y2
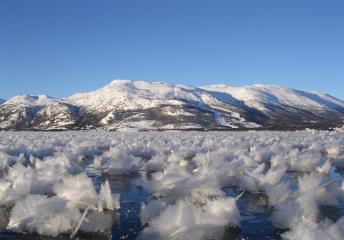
(4, 81, 342, 114)
(1, 80, 343, 130)
(68, 80, 206, 111)
(202, 84, 344, 111)
(68, 79, 344, 121)
(3, 95, 60, 107)
(67, 80, 264, 128)
(0, 130, 343, 239)
(115, 120, 156, 130)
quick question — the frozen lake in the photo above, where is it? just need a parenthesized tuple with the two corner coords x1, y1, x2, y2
(0, 130, 343, 240)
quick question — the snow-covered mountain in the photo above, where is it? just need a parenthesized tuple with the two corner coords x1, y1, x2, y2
(3, 95, 60, 106)
(202, 84, 344, 111)
(202, 84, 344, 129)
(0, 99, 5, 105)
(0, 95, 80, 130)
(68, 80, 263, 130)
(0, 80, 343, 130)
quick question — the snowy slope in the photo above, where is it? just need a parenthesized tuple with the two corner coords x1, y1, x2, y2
(68, 80, 259, 129)
(202, 84, 344, 112)
(3, 95, 61, 107)
(0, 80, 343, 130)
(0, 95, 80, 130)
(69, 80, 242, 111)
(69, 80, 201, 111)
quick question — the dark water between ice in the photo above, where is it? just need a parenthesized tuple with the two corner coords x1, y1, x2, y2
(0, 172, 342, 240)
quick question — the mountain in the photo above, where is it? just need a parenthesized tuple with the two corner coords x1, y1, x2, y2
(202, 84, 344, 111)
(68, 80, 263, 130)
(0, 99, 5, 104)
(0, 80, 343, 130)
(202, 84, 344, 129)
(0, 95, 80, 130)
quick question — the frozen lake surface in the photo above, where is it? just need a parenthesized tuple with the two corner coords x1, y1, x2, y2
(0, 130, 343, 240)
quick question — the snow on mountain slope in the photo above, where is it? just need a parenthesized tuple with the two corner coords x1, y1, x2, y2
(0, 80, 343, 130)
(0, 99, 5, 105)
(33, 103, 80, 130)
(202, 84, 344, 112)
(307, 92, 344, 109)
(0, 95, 80, 130)
(3, 95, 61, 107)
(69, 80, 211, 111)
(68, 80, 259, 129)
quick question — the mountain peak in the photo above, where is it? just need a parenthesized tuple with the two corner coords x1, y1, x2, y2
(4, 94, 59, 106)
(69, 80, 202, 112)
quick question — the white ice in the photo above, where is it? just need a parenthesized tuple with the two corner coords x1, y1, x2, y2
(0, 130, 343, 239)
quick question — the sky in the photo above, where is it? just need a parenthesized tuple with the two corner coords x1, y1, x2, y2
(0, 0, 343, 100)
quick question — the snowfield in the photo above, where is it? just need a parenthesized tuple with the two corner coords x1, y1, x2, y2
(0, 130, 343, 239)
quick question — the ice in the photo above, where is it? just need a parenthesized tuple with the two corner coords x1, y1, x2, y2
(0, 134, 121, 237)
(0, 151, 16, 169)
(140, 200, 167, 225)
(0, 130, 343, 239)
(99, 147, 144, 175)
(5, 171, 119, 236)
(282, 217, 344, 240)
(327, 146, 343, 159)
(7, 195, 81, 236)
(239, 163, 287, 193)
(316, 159, 332, 174)
(139, 197, 240, 240)
(99, 180, 120, 211)
(266, 181, 292, 206)
(79, 211, 114, 233)
(53, 173, 99, 208)
(271, 173, 338, 230)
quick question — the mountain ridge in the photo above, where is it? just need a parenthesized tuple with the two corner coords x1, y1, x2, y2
(0, 80, 343, 131)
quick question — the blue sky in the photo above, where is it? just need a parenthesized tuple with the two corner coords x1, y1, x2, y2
(0, 0, 343, 99)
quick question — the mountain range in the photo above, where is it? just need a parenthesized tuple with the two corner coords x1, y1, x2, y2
(0, 80, 343, 131)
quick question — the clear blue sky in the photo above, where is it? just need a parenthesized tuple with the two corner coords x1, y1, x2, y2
(1, 0, 343, 99)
